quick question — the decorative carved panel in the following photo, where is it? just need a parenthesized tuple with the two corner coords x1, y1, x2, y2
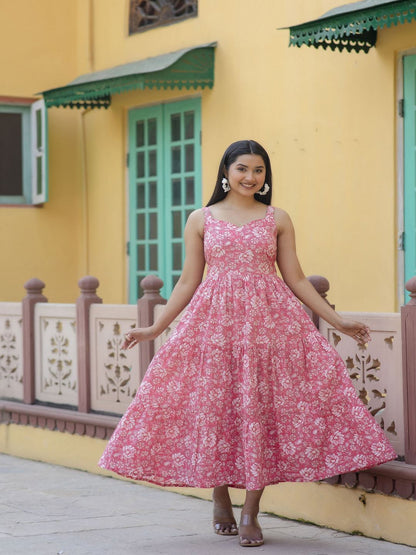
(90, 304, 140, 414)
(0, 303, 23, 400)
(129, 0, 197, 34)
(35, 304, 78, 406)
(320, 313, 404, 456)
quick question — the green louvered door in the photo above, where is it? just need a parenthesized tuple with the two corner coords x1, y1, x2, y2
(404, 55, 416, 299)
(128, 99, 201, 302)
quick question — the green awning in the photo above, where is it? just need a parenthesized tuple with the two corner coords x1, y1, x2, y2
(286, 0, 416, 53)
(41, 42, 216, 109)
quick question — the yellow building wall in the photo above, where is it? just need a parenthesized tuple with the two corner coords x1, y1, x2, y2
(1, 0, 416, 310)
(2, 4, 416, 545)
(0, 1, 84, 302)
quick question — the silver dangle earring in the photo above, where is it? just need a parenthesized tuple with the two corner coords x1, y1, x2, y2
(222, 177, 231, 192)
(258, 183, 270, 196)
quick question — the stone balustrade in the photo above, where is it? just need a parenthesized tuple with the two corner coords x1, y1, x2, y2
(0, 273, 416, 499)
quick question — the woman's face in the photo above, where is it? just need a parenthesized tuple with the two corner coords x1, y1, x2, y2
(225, 154, 266, 197)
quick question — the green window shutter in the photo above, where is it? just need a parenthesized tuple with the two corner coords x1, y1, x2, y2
(403, 55, 416, 295)
(31, 99, 48, 204)
(128, 105, 164, 302)
(128, 98, 201, 301)
(164, 99, 202, 294)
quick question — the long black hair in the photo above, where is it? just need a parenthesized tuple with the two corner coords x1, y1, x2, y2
(206, 140, 273, 206)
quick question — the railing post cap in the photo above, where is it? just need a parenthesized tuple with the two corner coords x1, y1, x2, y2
(405, 276, 416, 304)
(405, 276, 416, 293)
(78, 275, 100, 293)
(140, 275, 164, 293)
(307, 275, 330, 295)
(24, 277, 46, 294)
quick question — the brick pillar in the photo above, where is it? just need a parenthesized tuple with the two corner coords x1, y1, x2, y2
(76, 276, 102, 413)
(402, 276, 416, 464)
(137, 275, 166, 381)
(305, 275, 334, 329)
(22, 278, 47, 404)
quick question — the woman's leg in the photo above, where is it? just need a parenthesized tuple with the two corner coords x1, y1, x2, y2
(212, 485, 238, 535)
(239, 488, 264, 547)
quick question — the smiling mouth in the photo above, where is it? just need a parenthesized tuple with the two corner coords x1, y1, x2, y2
(240, 183, 257, 189)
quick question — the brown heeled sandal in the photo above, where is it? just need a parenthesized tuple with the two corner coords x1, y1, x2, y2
(213, 519, 238, 535)
(239, 514, 264, 547)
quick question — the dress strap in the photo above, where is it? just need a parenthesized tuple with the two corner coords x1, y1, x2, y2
(266, 205, 275, 219)
(202, 206, 211, 228)
(266, 205, 278, 232)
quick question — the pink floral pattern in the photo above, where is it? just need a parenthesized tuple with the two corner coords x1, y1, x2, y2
(99, 206, 396, 489)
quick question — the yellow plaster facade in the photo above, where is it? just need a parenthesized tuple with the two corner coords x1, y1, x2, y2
(0, 0, 414, 310)
(1, 423, 415, 547)
(2, 2, 416, 545)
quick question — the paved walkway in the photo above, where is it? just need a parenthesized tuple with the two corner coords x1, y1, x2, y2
(1, 454, 415, 555)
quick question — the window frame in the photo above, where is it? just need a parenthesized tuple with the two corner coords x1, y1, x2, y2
(0, 104, 31, 205)
(128, 97, 202, 301)
(0, 97, 48, 206)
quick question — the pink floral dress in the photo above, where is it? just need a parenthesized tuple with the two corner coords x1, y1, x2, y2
(99, 206, 396, 490)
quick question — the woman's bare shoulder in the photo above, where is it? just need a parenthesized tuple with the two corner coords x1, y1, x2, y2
(271, 206, 292, 227)
(185, 208, 205, 235)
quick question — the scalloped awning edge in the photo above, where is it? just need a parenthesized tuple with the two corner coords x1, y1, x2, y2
(282, 1, 416, 53)
(40, 42, 217, 109)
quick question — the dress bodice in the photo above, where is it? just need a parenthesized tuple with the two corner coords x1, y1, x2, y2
(203, 205, 277, 277)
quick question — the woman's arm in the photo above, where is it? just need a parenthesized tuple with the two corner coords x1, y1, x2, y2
(275, 209, 370, 343)
(123, 209, 206, 349)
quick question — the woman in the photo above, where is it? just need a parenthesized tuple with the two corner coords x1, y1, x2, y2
(99, 140, 396, 548)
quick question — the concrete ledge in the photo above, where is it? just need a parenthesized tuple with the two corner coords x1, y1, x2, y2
(1, 422, 415, 547)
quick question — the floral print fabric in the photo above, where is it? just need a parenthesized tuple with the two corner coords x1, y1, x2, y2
(99, 206, 396, 489)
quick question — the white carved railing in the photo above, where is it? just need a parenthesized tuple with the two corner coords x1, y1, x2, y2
(1, 274, 416, 500)
(0, 303, 23, 401)
(0, 275, 411, 458)
(34, 303, 78, 406)
(89, 304, 139, 414)
(320, 312, 404, 456)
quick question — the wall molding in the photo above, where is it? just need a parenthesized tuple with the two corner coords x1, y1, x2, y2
(0, 400, 119, 440)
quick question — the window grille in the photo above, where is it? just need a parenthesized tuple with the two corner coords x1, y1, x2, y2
(129, 0, 197, 35)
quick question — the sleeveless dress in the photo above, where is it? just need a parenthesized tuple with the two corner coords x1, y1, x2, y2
(99, 205, 396, 490)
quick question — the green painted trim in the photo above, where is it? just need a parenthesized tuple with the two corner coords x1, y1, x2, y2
(0, 105, 31, 205)
(43, 44, 216, 109)
(128, 98, 201, 302)
(403, 55, 416, 298)
(42, 102, 49, 202)
(287, 0, 416, 53)
(163, 98, 202, 297)
(128, 105, 164, 303)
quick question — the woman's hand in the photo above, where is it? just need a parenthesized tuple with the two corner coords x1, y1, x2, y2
(334, 318, 371, 344)
(122, 327, 157, 350)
